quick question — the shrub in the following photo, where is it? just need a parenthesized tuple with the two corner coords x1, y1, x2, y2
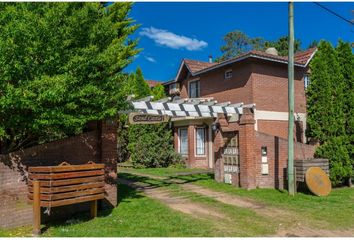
(315, 136, 352, 185)
(128, 122, 182, 168)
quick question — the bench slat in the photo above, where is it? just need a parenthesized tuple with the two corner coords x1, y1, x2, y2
(29, 169, 104, 180)
(29, 182, 104, 194)
(28, 164, 104, 173)
(28, 188, 105, 201)
(28, 176, 105, 187)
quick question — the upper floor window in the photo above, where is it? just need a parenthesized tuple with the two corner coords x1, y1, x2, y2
(225, 69, 232, 79)
(169, 82, 180, 95)
(169, 83, 178, 91)
(304, 74, 310, 89)
(189, 80, 200, 98)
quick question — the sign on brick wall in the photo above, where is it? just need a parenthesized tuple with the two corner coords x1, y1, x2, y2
(129, 113, 170, 125)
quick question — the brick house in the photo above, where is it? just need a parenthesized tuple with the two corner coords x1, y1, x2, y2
(161, 48, 317, 189)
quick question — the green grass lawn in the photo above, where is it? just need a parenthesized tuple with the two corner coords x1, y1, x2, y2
(1, 168, 353, 237)
(174, 173, 354, 229)
(120, 166, 211, 177)
(121, 168, 354, 231)
(0, 184, 220, 237)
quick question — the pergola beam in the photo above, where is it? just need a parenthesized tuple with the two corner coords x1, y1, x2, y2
(131, 97, 255, 119)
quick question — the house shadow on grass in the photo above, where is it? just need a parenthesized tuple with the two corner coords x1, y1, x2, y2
(41, 182, 144, 235)
(118, 172, 214, 190)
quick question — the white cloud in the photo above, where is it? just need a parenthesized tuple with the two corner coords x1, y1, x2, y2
(140, 27, 208, 51)
(145, 56, 156, 63)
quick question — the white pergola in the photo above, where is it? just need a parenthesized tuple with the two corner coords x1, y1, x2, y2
(130, 96, 255, 118)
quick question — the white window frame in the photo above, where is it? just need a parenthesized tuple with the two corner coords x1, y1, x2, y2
(188, 79, 200, 98)
(304, 74, 310, 89)
(178, 128, 188, 155)
(195, 127, 206, 156)
(224, 69, 232, 79)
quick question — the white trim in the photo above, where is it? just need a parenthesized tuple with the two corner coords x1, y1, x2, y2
(254, 110, 307, 140)
(304, 48, 318, 67)
(178, 127, 188, 156)
(224, 69, 233, 79)
(194, 127, 207, 157)
(208, 125, 213, 169)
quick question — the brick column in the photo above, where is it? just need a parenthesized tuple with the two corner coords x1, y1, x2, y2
(99, 119, 118, 207)
(187, 125, 195, 168)
(213, 129, 224, 183)
(239, 108, 257, 189)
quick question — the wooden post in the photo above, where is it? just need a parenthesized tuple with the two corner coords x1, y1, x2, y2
(32, 180, 41, 236)
(90, 200, 97, 218)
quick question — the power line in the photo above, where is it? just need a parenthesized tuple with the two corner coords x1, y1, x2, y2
(313, 2, 353, 26)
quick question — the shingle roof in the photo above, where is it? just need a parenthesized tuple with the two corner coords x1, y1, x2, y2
(184, 59, 217, 74)
(294, 47, 317, 65)
(146, 80, 162, 88)
(181, 48, 317, 76)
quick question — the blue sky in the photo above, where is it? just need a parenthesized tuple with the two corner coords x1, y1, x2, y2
(124, 2, 354, 82)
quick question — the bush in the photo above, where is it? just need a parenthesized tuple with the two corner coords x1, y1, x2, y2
(315, 136, 353, 186)
(128, 122, 182, 168)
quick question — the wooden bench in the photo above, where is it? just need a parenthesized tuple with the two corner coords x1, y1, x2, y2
(28, 162, 105, 235)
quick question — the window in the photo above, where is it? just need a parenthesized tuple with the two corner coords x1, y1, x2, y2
(196, 127, 206, 155)
(225, 70, 232, 79)
(304, 74, 310, 89)
(189, 80, 200, 98)
(178, 128, 188, 155)
(169, 82, 180, 95)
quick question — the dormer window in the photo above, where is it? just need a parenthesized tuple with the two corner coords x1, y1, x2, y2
(225, 69, 232, 79)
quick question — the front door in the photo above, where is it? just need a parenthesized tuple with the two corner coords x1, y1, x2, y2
(222, 132, 240, 186)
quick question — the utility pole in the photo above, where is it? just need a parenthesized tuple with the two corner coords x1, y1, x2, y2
(288, 1, 295, 196)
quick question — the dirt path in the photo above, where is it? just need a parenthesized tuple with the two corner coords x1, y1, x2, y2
(119, 171, 354, 237)
(118, 178, 226, 220)
(181, 183, 290, 219)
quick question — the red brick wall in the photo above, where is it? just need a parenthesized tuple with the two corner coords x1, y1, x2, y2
(255, 131, 316, 189)
(180, 60, 254, 105)
(257, 120, 305, 142)
(251, 60, 306, 113)
(174, 125, 209, 169)
(0, 120, 117, 229)
(239, 109, 257, 189)
(178, 59, 306, 112)
(176, 59, 307, 140)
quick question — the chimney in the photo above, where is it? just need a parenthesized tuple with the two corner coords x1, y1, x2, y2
(208, 55, 213, 63)
(265, 47, 278, 56)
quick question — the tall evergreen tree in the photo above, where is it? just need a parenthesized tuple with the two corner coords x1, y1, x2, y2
(336, 40, 354, 183)
(307, 41, 346, 141)
(151, 84, 166, 101)
(134, 67, 151, 98)
(307, 40, 352, 184)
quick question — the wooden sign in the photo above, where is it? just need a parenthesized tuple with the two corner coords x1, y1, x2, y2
(129, 113, 170, 125)
(305, 167, 332, 197)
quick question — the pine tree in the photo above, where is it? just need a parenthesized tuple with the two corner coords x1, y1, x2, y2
(336, 40, 354, 183)
(134, 67, 151, 98)
(307, 41, 345, 141)
(151, 84, 166, 100)
(307, 40, 352, 184)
